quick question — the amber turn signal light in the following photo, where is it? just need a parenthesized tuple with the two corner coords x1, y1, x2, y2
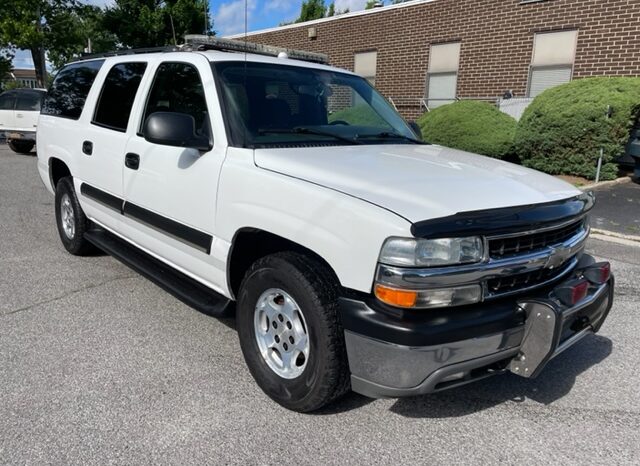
(374, 284, 418, 308)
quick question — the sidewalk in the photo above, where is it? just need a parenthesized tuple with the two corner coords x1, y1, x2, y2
(587, 178, 640, 238)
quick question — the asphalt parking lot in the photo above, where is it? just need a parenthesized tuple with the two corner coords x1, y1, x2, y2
(589, 178, 640, 237)
(1, 145, 640, 465)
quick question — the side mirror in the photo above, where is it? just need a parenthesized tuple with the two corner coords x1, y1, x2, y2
(143, 112, 212, 152)
(408, 121, 422, 140)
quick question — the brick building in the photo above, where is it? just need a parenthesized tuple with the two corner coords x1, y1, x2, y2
(230, 0, 640, 119)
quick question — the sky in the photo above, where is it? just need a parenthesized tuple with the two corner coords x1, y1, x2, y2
(9, 0, 373, 69)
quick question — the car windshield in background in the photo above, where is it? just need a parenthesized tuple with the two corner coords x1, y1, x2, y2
(213, 61, 421, 148)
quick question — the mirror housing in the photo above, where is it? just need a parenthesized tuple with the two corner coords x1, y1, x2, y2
(143, 112, 212, 151)
(408, 121, 422, 140)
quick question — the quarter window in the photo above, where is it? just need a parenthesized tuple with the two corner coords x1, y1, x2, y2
(142, 62, 208, 133)
(42, 60, 104, 119)
(426, 42, 461, 109)
(93, 62, 147, 132)
(528, 30, 578, 97)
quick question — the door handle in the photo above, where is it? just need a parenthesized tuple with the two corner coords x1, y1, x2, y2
(82, 140, 93, 155)
(125, 152, 140, 170)
(16, 113, 24, 118)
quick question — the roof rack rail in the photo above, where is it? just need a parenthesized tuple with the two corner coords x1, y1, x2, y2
(78, 46, 178, 61)
(184, 35, 329, 64)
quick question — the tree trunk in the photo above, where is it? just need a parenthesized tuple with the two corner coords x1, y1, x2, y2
(31, 5, 47, 88)
(30, 47, 47, 88)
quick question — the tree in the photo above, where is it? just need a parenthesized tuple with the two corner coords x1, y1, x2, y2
(294, 0, 326, 23)
(103, 0, 213, 49)
(0, 52, 12, 83)
(0, 0, 81, 87)
(327, 2, 335, 16)
(46, 5, 117, 70)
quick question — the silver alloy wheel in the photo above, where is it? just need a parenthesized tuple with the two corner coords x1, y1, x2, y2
(60, 193, 75, 240)
(254, 288, 310, 379)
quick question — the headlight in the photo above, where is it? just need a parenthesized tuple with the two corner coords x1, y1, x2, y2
(379, 236, 484, 267)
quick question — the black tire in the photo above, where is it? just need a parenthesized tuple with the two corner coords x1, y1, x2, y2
(8, 140, 35, 154)
(54, 177, 95, 256)
(237, 252, 350, 412)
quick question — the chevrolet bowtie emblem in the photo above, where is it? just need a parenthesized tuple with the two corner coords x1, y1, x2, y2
(544, 245, 572, 269)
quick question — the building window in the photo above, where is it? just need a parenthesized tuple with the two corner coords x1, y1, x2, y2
(354, 51, 377, 86)
(426, 42, 460, 108)
(528, 30, 578, 97)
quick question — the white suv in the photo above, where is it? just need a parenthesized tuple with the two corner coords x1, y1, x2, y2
(36, 40, 614, 412)
(0, 88, 46, 153)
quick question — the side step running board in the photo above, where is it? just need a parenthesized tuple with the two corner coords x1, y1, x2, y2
(84, 228, 232, 317)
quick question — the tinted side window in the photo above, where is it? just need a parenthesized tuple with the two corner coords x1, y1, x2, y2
(142, 62, 208, 132)
(42, 60, 104, 119)
(0, 92, 15, 110)
(93, 62, 147, 132)
(16, 92, 45, 111)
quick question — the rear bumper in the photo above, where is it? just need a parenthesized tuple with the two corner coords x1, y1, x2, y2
(4, 131, 36, 142)
(340, 259, 614, 398)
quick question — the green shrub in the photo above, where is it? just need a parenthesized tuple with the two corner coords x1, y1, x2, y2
(515, 77, 640, 180)
(417, 100, 517, 159)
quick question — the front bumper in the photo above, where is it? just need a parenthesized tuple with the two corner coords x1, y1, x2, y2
(340, 258, 614, 399)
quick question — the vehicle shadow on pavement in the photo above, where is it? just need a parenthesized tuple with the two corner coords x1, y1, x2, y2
(388, 334, 612, 418)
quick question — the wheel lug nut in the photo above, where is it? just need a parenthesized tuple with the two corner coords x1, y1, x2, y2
(289, 336, 294, 344)
(283, 343, 288, 351)
(286, 322, 292, 330)
(272, 321, 277, 329)
(275, 335, 280, 343)
(278, 314, 284, 322)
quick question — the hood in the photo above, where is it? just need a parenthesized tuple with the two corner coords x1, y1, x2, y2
(254, 144, 582, 223)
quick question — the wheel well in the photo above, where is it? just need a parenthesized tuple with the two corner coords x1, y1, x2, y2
(227, 229, 340, 298)
(50, 158, 71, 189)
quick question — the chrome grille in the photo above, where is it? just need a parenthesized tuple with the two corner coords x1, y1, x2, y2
(488, 220, 584, 259)
(486, 259, 575, 296)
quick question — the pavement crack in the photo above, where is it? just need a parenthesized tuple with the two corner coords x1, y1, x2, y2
(1, 275, 137, 317)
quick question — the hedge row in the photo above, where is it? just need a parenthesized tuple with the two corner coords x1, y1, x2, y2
(417, 77, 640, 180)
(417, 100, 517, 160)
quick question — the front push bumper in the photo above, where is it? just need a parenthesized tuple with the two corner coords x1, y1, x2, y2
(339, 262, 614, 399)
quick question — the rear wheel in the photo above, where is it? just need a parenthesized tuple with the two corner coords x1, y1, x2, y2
(237, 252, 350, 412)
(8, 140, 35, 154)
(54, 177, 95, 256)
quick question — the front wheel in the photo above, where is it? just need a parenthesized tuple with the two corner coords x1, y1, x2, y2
(237, 252, 350, 412)
(8, 140, 35, 154)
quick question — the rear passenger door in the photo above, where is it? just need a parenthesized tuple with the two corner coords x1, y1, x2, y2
(78, 61, 147, 231)
(120, 58, 228, 292)
(0, 92, 16, 132)
(14, 91, 43, 132)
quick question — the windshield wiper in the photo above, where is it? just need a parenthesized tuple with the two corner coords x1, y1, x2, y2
(357, 131, 426, 145)
(258, 127, 363, 145)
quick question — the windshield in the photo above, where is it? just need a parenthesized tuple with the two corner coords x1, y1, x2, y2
(213, 61, 420, 148)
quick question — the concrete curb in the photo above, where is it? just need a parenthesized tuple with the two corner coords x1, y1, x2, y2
(581, 176, 633, 191)
(591, 228, 640, 246)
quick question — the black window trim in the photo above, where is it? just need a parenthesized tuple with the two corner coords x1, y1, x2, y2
(137, 60, 209, 138)
(91, 61, 148, 133)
